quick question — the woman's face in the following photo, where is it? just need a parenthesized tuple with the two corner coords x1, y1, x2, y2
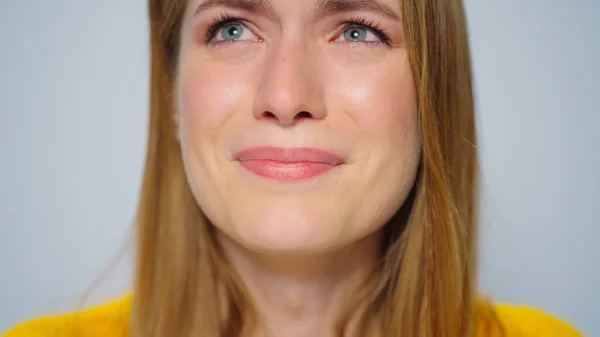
(177, 0, 420, 253)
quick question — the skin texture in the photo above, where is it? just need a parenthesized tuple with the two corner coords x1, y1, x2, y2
(176, 0, 421, 336)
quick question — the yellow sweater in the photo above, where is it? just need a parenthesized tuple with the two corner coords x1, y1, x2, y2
(2, 295, 584, 337)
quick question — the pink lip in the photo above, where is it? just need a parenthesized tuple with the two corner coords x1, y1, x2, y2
(235, 147, 345, 181)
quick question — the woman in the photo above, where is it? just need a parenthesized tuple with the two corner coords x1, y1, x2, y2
(3, 0, 583, 336)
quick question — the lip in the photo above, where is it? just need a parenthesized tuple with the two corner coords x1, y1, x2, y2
(234, 146, 345, 181)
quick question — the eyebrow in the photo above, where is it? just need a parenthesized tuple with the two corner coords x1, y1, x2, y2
(315, 0, 401, 21)
(193, 0, 401, 22)
(194, 0, 275, 16)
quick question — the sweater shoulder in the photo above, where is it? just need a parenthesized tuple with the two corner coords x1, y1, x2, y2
(2, 296, 131, 337)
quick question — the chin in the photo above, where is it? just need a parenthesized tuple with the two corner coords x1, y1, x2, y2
(222, 201, 353, 254)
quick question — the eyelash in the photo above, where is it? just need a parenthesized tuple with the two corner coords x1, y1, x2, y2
(204, 13, 392, 46)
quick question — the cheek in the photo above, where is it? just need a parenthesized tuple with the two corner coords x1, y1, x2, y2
(343, 58, 420, 235)
(327, 52, 420, 220)
(178, 59, 250, 134)
(329, 53, 419, 149)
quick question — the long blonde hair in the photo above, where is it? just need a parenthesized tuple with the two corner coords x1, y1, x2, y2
(132, 0, 485, 336)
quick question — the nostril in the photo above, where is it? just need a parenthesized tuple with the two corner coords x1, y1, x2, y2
(296, 111, 312, 119)
(259, 111, 313, 123)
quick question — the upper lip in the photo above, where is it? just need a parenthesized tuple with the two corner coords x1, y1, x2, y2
(235, 146, 345, 165)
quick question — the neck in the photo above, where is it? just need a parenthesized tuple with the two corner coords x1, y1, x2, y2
(217, 231, 383, 337)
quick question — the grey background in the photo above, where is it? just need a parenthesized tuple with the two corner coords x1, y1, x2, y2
(0, 0, 598, 335)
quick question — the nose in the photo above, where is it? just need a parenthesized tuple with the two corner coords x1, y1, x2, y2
(252, 39, 327, 126)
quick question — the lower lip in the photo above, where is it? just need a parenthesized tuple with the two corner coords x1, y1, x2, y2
(239, 160, 338, 181)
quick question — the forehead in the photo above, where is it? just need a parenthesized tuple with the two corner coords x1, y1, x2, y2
(188, 0, 402, 21)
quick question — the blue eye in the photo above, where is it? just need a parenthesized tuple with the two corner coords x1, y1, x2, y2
(343, 27, 368, 41)
(205, 15, 260, 45)
(205, 15, 391, 46)
(220, 23, 244, 41)
(334, 19, 391, 45)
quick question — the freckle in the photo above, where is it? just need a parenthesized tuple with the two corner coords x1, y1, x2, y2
(374, 205, 382, 215)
